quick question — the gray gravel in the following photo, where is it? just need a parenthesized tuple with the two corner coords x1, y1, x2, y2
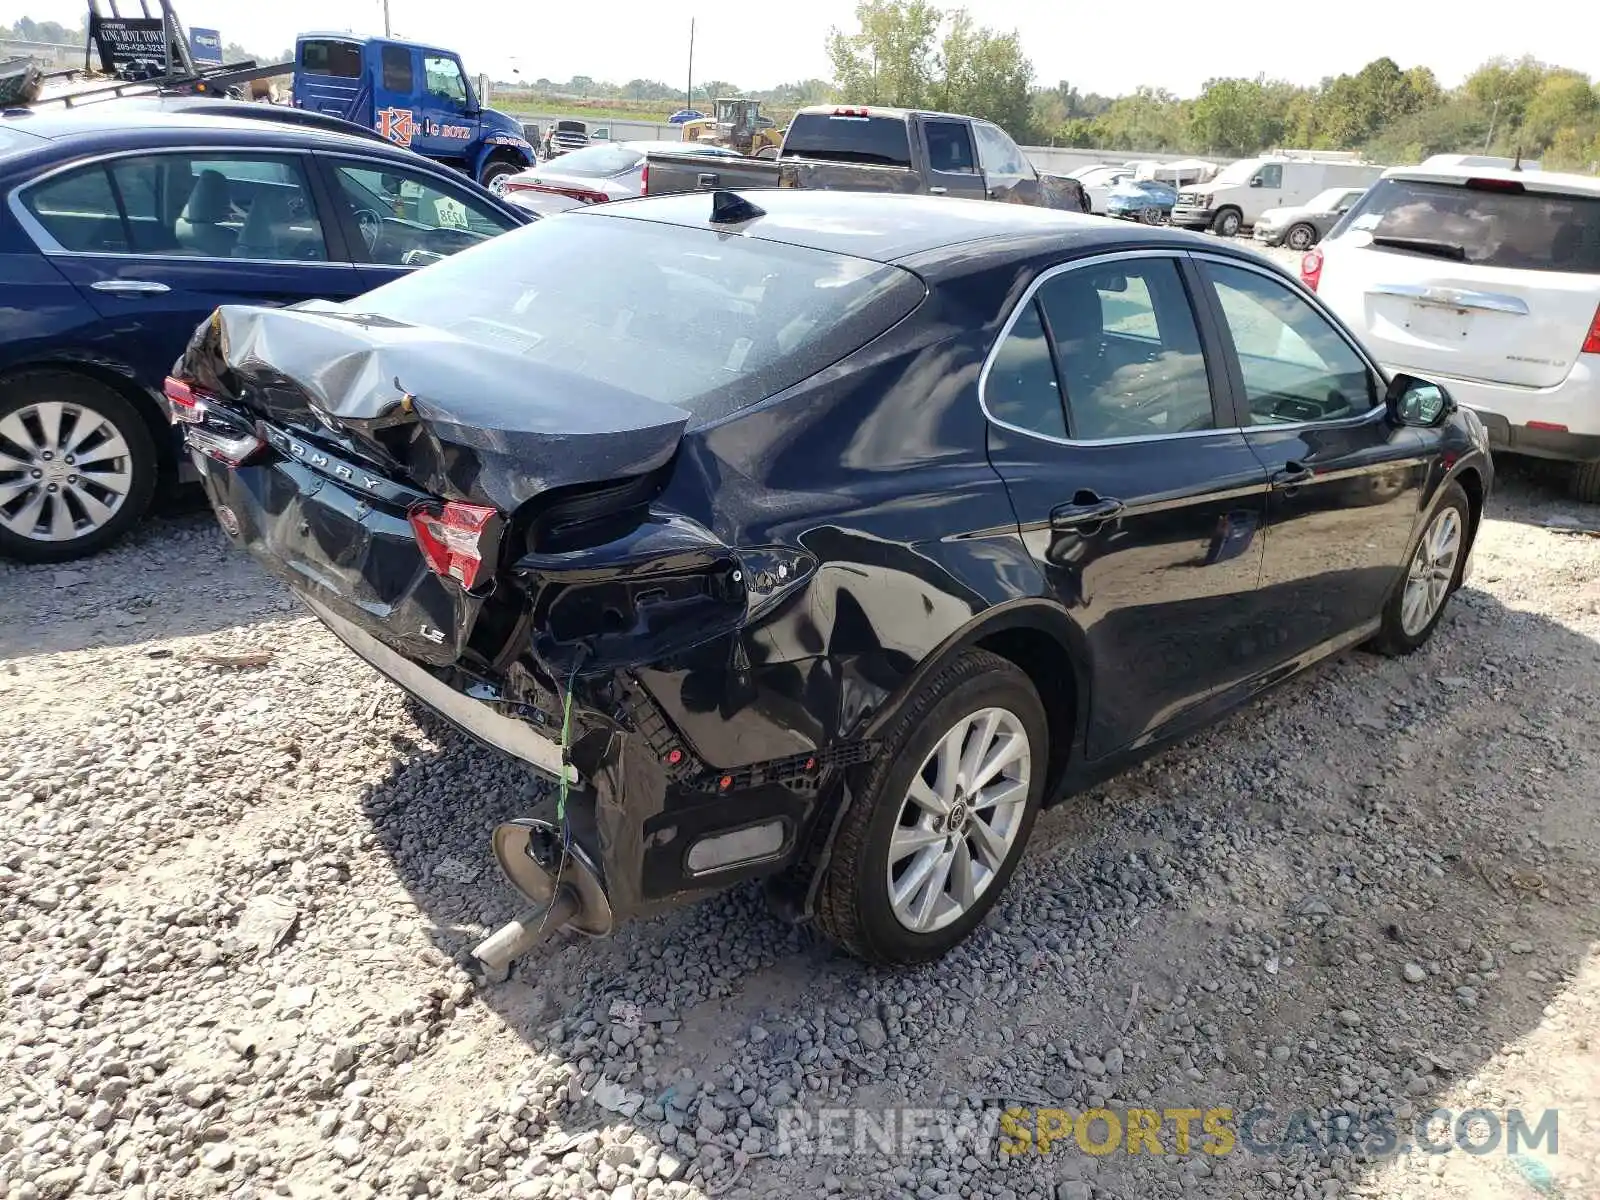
(3, 466, 1600, 1200)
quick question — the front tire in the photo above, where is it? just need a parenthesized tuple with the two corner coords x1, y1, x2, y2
(1212, 208, 1243, 237)
(1368, 482, 1471, 656)
(0, 370, 157, 564)
(1285, 222, 1317, 251)
(815, 648, 1048, 965)
(479, 159, 521, 193)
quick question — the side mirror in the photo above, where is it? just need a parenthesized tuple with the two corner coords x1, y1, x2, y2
(1386, 374, 1455, 427)
(1249, 176, 1264, 188)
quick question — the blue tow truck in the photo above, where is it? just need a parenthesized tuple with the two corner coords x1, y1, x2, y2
(13, 4, 536, 193)
(291, 34, 535, 192)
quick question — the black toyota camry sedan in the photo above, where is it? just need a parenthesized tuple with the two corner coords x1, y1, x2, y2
(169, 190, 1492, 965)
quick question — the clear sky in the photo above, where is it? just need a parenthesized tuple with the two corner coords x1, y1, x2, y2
(12, 0, 1600, 97)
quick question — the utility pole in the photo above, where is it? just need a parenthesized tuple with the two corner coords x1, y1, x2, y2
(382, 0, 391, 37)
(686, 18, 695, 111)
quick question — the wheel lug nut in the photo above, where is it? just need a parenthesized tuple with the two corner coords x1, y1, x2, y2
(67, 475, 78, 484)
(46, 483, 58, 493)
(64, 455, 74, 465)
(41, 451, 52, 460)
(31, 469, 42, 479)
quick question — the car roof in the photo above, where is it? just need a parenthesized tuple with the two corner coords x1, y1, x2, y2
(0, 107, 427, 165)
(587, 189, 1206, 264)
(792, 103, 979, 124)
(1381, 161, 1600, 197)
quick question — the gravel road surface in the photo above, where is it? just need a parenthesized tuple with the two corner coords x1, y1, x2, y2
(4, 372, 1599, 1199)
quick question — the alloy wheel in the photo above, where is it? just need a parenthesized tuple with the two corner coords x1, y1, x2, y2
(887, 706, 1031, 934)
(0, 401, 133, 544)
(1400, 507, 1462, 636)
(1287, 224, 1314, 250)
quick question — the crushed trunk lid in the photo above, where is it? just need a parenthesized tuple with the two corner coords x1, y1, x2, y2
(178, 303, 692, 512)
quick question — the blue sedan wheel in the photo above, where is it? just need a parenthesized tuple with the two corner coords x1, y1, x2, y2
(0, 371, 158, 563)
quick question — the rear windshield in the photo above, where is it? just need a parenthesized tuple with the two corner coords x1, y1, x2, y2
(345, 211, 925, 424)
(542, 144, 642, 177)
(0, 126, 43, 158)
(300, 39, 362, 78)
(781, 113, 912, 168)
(1336, 176, 1600, 273)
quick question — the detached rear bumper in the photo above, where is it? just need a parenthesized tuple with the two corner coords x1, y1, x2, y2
(297, 589, 842, 926)
(304, 593, 570, 782)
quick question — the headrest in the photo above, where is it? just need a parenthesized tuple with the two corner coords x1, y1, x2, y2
(181, 170, 232, 224)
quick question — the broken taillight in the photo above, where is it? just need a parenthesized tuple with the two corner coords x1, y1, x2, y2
(163, 375, 207, 424)
(164, 375, 266, 466)
(409, 501, 502, 591)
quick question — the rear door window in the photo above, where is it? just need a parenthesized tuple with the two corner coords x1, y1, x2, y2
(923, 120, 978, 174)
(781, 113, 912, 167)
(1337, 176, 1600, 273)
(22, 166, 127, 252)
(380, 45, 413, 92)
(300, 39, 362, 78)
(347, 212, 926, 423)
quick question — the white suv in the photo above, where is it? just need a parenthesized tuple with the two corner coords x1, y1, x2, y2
(1303, 159, 1600, 501)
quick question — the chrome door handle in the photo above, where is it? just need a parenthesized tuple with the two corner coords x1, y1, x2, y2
(928, 185, 948, 195)
(697, 172, 719, 188)
(1272, 462, 1314, 489)
(91, 280, 170, 295)
(1050, 496, 1125, 529)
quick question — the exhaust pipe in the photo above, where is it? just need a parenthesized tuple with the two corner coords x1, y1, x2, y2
(466, 817, 614, 982)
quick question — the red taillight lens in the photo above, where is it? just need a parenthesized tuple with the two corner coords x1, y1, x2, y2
(165, 375, 265, 466)
(1301, 247, 1323, 292)
(1581, 304, 1600, 355)
(409, 501, 501, 591)
(164, 375, 207, 424)
(640, 163, 648, 192)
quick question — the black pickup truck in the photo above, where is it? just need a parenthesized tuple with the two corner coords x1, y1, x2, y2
(645, 105, 1090, 213)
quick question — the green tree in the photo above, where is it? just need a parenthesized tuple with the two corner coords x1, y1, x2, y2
(934, 9, 1033, 135)
(1316, 57, 1436, 147)
(1189, 77, 1280, 154)
(826, 0, 942, 108)
(1094, 87, 1186, 151)
(1523, 69, 1599, 148)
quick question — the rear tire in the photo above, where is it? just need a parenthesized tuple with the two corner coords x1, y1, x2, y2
(1368, 482, 1471, 657)
(1285, 222, 1317, 250)
(1212, 208, 1243, 237)
(0, 370, 157, 564)
(1570, 461, 1600, 504)
(815, 648, 1048, 965)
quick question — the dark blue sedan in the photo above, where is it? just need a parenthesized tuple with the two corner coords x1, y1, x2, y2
(0, 105, 531, 562)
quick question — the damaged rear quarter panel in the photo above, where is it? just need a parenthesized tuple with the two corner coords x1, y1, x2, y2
(627, 278, 1048, 774)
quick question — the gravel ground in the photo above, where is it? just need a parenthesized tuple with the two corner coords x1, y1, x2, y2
(4, 451, 1600, 1200)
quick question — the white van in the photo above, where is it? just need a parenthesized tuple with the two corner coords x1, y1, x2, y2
(1171, 153, 1384, 237)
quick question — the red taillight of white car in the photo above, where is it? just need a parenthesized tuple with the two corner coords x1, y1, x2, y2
(1300, 247, 1323, 292)
(409, 501, 502, 591)
(163, 376, 266, 467)
(1581, 304, 1600, 355)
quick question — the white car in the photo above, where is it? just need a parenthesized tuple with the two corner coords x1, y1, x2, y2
(499, 140, 746, 216)
(1069, 165, 1134, 215)
(1307, 159, 1600, 502)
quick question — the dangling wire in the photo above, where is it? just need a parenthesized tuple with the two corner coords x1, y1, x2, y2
(557, 655, 580, 849)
